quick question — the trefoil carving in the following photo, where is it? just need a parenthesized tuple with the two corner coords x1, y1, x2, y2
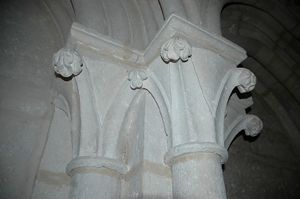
(128, 69, 148, 89)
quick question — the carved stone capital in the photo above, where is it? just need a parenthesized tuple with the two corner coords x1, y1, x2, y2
(160, 36, 192, 63)
(237, 69, 256, 93)
(53, 48, 83, 78)
(128, 69, 148, 89)
(245, 115, 263, 136)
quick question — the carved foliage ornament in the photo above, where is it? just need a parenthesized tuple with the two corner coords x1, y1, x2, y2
(128, 69, 148, 89)
(53, 48, 83, 78)
(237, 69, 256, 93)
(244, 115, 263, 137)
(161, 36, 192, 62)
(224, 115, 263, 149)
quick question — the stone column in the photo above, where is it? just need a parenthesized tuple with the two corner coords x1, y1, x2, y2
(158, 34, 229, 199)
(171, 153, 226, 199)
(159, 0, 225, 34)
(151, 16, 262, 199)
(67, 158, 124, 199)
(69, 168, 121, 199)
(52, 14, 262, 198)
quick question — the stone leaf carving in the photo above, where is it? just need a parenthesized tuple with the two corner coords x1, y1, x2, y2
(161, 36, 192, 62)
(224, 114, 263, 149)
(128, 69, 148, 89)
(215, 68, 258, 145)
(53, 48, 83, 77)
(237, 69, 256, 93)
(245, 115, 263, 136)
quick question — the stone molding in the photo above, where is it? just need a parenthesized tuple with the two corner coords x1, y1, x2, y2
(69, 14, 246, 65)
(165, 142, 228, 165)
(66, 156, 128, 175)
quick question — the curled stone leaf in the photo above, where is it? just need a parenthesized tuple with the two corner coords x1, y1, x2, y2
(245, 116, 263, 137)
(53, 48, 83, 78)
(237, 69, 256, 93)
(160, 37, 192, 63)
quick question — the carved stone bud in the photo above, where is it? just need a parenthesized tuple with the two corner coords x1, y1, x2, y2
(160, 36, 192, 62)
(53, 48, 83, 77)
(128, 69, 148, 89)
(237, 69, 256, 93)
(245, 116, 263, 137)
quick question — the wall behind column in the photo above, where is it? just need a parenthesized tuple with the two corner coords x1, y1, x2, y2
(221, 1, 300, 198)
(0, 0, 73, 198)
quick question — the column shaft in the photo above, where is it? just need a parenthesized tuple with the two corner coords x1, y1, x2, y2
(171, 153, 226, 199)
(69, 168, 121, 199)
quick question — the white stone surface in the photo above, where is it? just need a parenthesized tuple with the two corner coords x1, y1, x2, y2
(50, 14, 261, 198)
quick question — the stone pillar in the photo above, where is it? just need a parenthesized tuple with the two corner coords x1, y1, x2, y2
(158, 35, 228, 198)
(159, 0, 187, 18)
(153, 16, 262, 199)
(171, 153, 226, 199)
(69, 168, 120, 199)
(52, 14, 262, 198)
(159, 0, 224, 34)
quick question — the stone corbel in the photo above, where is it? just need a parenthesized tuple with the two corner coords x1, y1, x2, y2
(53, 48, 83, 78)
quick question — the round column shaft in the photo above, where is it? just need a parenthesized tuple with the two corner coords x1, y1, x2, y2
(69, 168, 121, 199)
(171, 153, 227, 199)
